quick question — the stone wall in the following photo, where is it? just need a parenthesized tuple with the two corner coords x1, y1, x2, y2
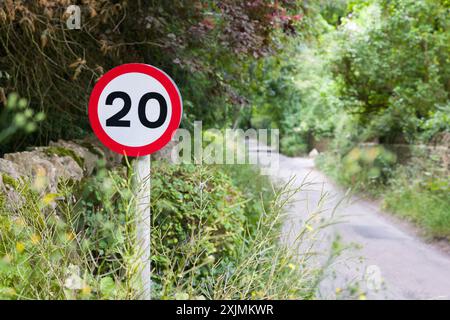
(0, 137, 123, 206)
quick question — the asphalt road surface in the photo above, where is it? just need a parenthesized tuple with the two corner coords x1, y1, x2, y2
(249, 141, 450, 300)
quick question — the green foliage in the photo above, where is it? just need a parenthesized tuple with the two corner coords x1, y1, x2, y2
(220, 164, 273, 230)
(280, 135, 308, 156)
(1, 174, 18, 190)
(319, 0, 349, 26)
(247, 46, 302, 133)
(384, 164, 450, 239)
(247, 18, 345, 156)
(0, 158, 327, 300)
(418, 103, 450, 142)
(151, 163, 329, 299)
(332, 0, 450, 143)
(317, 145, 397, 192)
(151, 161, 247, 292)
(247, 40, 311, 155)
(0, 93, 45, 151)
(74, 165, 138, 288)
(0, 169, 140, 300)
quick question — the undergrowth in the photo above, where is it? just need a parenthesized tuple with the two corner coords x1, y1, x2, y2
(0, 165, 141, 299)
(1, 160, 334, 300)
(151, 162, 334, 299)
(383, 161, 450, 239)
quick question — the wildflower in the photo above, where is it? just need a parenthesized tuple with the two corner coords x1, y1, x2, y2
(66, 231, 76, 242)
(15, 242, 25, 254)
(288, 263, 296, 270)
(42, 193, 59, 205)
(31, 234, 41, 245)
(359, 293, 367, 300)
(81, 285, 92, 297)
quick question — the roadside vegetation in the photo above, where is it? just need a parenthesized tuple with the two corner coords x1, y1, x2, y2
(1, 158, 336, 299)
(264, 0, 449, 239)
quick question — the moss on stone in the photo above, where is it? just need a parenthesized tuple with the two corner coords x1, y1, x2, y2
(2, 173, 18, 189)
(0, 192, 5, 210)
(44, 146, 85, 168)
(79, 142, 104, 158)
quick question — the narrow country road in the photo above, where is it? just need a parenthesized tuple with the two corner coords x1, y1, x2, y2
(249, 141, 450, 300)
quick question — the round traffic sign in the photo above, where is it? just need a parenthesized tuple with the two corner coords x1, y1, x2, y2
(88, 63, 182, 157)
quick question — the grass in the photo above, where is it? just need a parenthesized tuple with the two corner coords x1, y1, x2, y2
(0, 167, 142, 299)
(384, 188, 450, 239)
(383, 166, 450, 239)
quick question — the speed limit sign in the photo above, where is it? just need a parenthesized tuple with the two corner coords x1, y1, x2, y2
(88, 63, 182, 157)
(88, 63, 183, 299)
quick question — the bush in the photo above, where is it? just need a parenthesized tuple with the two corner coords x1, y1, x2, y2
(316, 145, 397, 193)
(280, 135, 308, 157)
(151, 161, 248, 295)
(418, 103, 450, 143)
(151, 162, 329, 299)
(384, 163, 450, 239)
(1, 158, 331, 300)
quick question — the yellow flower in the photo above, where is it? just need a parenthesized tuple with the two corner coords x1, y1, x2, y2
(335, 287, 342, 294)
(66, 231, 76, 242)
(359, 293, 367, 300)
(42, 193, 59, 206)
(288, 263, 296, 271)
(16, 242, 25, 254)
(31, 233, 41, 245)
(366, 147, 380, 163)
(81, 285, 92, 297)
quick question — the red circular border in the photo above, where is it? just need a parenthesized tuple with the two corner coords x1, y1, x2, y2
(88, 63, 182, 157)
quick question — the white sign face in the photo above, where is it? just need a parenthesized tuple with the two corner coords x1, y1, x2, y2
(97, 72, 173, 147)
(88, 64, 182, 157)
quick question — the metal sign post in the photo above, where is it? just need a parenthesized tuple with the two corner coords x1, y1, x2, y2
(135, 155, 151, 299)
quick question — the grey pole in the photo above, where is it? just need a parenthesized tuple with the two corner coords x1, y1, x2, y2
(135, 155, 151, 299)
